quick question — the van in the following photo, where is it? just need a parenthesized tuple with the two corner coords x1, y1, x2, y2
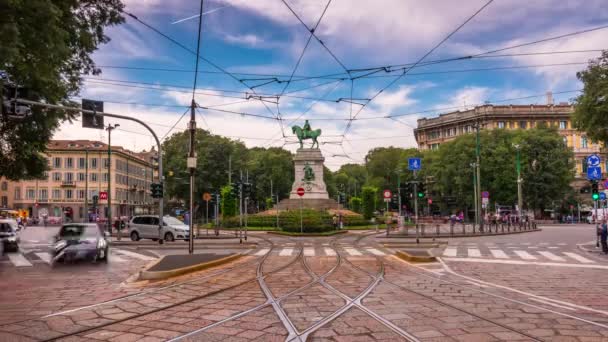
(128, 215, 195, 242)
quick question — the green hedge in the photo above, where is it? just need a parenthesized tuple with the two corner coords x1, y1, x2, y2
(342, 214, 369, 226)
(223, 209, 333, 233)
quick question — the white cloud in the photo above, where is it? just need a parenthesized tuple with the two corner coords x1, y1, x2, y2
(433, 86, 490, 112)
(223, 33, 265, 47)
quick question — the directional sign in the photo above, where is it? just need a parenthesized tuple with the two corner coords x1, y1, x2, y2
(383, 189, 392, 199)
(99, 191, 108, 200)
(587, 154, 601, 167)
(481, 191, 489, 199)
(587, 166, 602, 181)
(408, 158, 421, 171)
(296, 187, 305, 197)
(601, 192, 607, 201)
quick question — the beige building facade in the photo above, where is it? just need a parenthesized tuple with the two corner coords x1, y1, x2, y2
(0, 140, 158, 222)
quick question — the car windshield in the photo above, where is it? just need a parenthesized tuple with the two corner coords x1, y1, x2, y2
(163, 216, 185, 226)
(59, 225, 99, 239)
(0, 223, 14, 233)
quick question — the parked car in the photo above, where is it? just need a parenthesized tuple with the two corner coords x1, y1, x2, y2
(52, 223, 109, 264)
(0, 219, 20, 253)
(128, 215, 194, 242)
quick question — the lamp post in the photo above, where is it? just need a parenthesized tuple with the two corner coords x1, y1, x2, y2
(106, 123, 119, 234)
(474, 122, 483, 231)
(513, 143, 523, 222)
(470, 162, 478, 232)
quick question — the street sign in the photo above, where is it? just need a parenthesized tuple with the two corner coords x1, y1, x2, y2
(481, 191, 489, 199)
(482, 197, 489, 205)
(601, 192, 607, 201)
(604, 179, 608, 189)
(296, 187, 305, 197)
(587, 166, 602, 181)
(81, 99, 104, 129)
(588, 154, 601, 167)
(408, 158, 421, 171)
(99, 191, 108, 200)
(383, 189, 392, 199)
(384, 198, 390, 203)
(203, 192, 211, 201)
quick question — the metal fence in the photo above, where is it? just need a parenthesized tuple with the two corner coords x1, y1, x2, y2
(386, 220, 538, 237)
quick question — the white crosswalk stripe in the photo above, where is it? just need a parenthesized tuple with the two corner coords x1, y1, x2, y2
(443, 247, 458, 257)
(489, 249, 509, 259)
(468, 248, 482, 258)
(514, 250, 537, 260)
(279, 248, 294, 256)
(324, 248, 336, 256)
(6, 253, 32, 267)
(304, 247, 315, 257)
(35, 252, 52, 264)
(114, 249, 156, 261)
(344, 247, 363, 256)
(563, 252, 595, 264)
(538, 251, 565, 262)
(108, 254, 127, 263)
(254, 248, 270, 256)
(366, 248, 386, 256)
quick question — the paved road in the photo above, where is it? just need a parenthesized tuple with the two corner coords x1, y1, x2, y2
(0, 225, 607, 341)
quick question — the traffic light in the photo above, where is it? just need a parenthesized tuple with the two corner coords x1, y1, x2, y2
(592, 181, 599, 201)
(231, 182, 240, 198)
(242, 182, 252, 198)
(417, 183, 425, 198)
(150, 183, 163, 198)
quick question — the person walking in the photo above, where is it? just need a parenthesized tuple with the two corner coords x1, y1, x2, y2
(601, 219, 608, 254)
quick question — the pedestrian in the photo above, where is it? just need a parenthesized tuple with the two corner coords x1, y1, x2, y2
(601, 219, 608, 254)
(332, 215, 338, 229)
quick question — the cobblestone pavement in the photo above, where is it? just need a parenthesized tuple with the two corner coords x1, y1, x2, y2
(1, 228, 608, 341)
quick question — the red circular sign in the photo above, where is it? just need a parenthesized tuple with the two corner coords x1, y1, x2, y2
(296, 187, 305, 197)
(383, 189, 392, 199)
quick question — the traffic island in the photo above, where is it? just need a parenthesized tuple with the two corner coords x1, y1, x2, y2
(139, 253, 242, 281)
(395, 249, 437, 263)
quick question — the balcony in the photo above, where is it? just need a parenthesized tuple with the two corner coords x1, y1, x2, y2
(60, 180, 76, 187)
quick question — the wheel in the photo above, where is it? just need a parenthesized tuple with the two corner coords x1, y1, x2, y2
(151, 238, 158, 242)
(130, 231, 140, 241)
(164, 232, 174, 242)
(100, 247, 108, 262)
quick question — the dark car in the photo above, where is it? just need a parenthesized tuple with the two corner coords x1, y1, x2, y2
(52, 223, 109, 264)
(0, 219, 20, 253)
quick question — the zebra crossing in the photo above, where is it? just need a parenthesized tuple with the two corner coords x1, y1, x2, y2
(0, 248, 158, 267)
(255, 246, 388, 257)
(441, 245, 596, 264)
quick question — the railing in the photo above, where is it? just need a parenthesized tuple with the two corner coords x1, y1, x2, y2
(385, 220, 538, 237)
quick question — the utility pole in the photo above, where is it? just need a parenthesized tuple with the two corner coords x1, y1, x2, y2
(239, 170, 243, 243)
(397, 172, 402, 217)
(475, 122, 483, 231)
(85, 149, 88, 222)
(187, 99, 197, 254)
(513, 144, 523, 222)
(413, 171, 419, 224)
(106, 123, 119, 234)
(471, 162, 478, 231)
(228, 155, 232, 184)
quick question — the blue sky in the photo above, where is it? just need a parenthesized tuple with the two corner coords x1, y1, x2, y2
(55, 0, 608, 169)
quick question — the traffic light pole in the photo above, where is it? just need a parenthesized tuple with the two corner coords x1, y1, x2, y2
(397, 173, 402, 217)
(413, 171, 418, 224)
(16, 99, 165, 243)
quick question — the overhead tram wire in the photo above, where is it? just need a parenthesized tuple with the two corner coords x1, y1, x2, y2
(121, 10, 278, 119)
(161, 107, 191, 141)
(341, 0, 495, 140)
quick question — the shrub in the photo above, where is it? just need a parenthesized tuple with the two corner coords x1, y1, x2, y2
(342, 214, 369, 226)
(221, 185, 237, 217)
(361, 186, 378, 220)
(223, 209, 333, 233)
(349, 196, 362, 214)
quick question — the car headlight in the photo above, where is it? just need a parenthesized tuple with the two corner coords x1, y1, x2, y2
(54, 240, 67, 251)
(7, 237, 17, 242)
(97, 238, 106, 249)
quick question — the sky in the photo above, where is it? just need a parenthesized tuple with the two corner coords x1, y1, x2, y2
(54, 0, 608, 170)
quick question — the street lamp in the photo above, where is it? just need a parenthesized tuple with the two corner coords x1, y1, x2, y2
(513, 143, 523, 223)
(470, 162, 478, 231)
(106, 123, 119, 234)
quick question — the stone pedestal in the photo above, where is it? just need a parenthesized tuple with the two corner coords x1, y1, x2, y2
(289, 148, 328, 199)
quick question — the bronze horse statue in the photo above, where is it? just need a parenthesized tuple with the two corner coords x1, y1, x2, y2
(292, 125, 321, 149)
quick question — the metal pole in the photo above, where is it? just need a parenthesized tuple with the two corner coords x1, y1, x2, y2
(476, 123, 482, 231)
(413, 173, 418, 224)
(206, 200, 209, 236)
(300, 196, 303, 234)
(398, 173, 402, 217)
(228, 155, 231, 184)
(515, 145, 523, 223)
(472, 163, 478, 232)
(276, 194, 279, 229)
(595, 199, 600, 247)
(85, 149, 88, 222)
(188, 99, 196, 254)
(239, 171, 243, 243)
(106, 124, 113, 235)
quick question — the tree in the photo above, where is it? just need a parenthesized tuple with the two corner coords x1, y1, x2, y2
(349, 196, 362, 214)
(246, 147, 293, 208)
(221, 185, 237, 217)
(572, 50, 608, 143)
(0, 0, 125, 179)
(361, 186, 377, 220)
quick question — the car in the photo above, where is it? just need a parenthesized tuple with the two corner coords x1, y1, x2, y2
(0, 219, 20, 253)
(128, 215, 194, 242)
(51, 223, 109, 264)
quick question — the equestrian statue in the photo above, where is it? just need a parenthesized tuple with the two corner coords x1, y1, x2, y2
(292, 120, 321, 149)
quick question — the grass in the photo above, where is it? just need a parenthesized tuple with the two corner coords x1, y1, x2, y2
(215, 226, 280, 231)
(267, 230, 348, 236)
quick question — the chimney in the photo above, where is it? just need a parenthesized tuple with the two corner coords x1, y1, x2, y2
(546, 91, 553, 105)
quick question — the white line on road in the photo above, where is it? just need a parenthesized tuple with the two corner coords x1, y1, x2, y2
(528, 297, 577, 311)
(489, 249, 509, 259)
(108, 255, 127, 263)
(304, 247, 315, 257)
(443, 247, 457, 257)
(468, 248, 482, 257)
(279, 248, 293, 256)
(324, 248, 336, 256)
(35, 252, 52, 264)
(344, 247, 362, 256)
(366, 248, 385, 256)
(441, 257, 608, 270)
(514, 250, 537, 260)
(254, 248, 270, 256)
(538, 251, 565, 262)
(114, 249, 156, 261)
(7, 253, 32, 267)
(563, 252, 595, 264)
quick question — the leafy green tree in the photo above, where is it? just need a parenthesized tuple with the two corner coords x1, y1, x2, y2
(221, 185, 237, 217)
(361, 186, 377, 219)
(0, 0, 124, 179)
(572, 50, 608, 143)
(349, 196, 362, 214)
(246, 147, 293, 206)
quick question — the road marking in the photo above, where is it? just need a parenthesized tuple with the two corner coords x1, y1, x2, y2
(563, 252, 595, 264)
(279, 248, 293, 256)
(344, 247, 362, 256)
(35, 252, 52, 264)
(6, 253, 32, 267)
(114, 249, 156, 261)
(514, 250, 537, 260)
(489, 249, 509, 259)
(254, 248, 269, 256)
(538, 251, 565, 262)
(528, 297, 577, 311)
(466, 280, 488, 288)
(442, 257, 608, 270)
(467, 248, 482, 257)
(324, 248, 336, 256)
(304, 247, 315, 257)
(548, 246, 559, 249)
(443, 247, 457, 257)
(366, 248, 385, 256)
(108, 255, 127, 263)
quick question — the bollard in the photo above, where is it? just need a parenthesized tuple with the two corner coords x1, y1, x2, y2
(462, 223, 466, 235)
(450, 222, 454, 236)
(421, 224, 425, 236)
(436, 224, 440, 236)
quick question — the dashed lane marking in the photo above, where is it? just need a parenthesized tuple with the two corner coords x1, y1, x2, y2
(114, 249, 157, 261)
(563, 252, 595, 264)
(443, 247, 458, 257)
(304, 247, 315, 257)
(514, 250, 537, 260)
(489, 249, 509, 259)
(538, 251, 566, 262)
(468, 248, 482, 257)
(344, 247, 363, 256)
(366, 248, 386, 256)
(6, 253, 32, 267)
(324, 248, 336, 256)
(279, 248, 294, 256)
(254, 248, 270, 256)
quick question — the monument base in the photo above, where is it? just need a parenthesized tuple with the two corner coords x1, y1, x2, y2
(290, 148, 329, 199)
(275, 198, 340, 211)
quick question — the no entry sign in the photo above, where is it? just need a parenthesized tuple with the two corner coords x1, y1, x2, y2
(296, 187, 305, 197)
(383, 189, 392, 199)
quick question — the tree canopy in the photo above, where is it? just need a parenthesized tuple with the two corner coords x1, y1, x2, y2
(0, 0, 124, 179)
(573, 50, 608, 143)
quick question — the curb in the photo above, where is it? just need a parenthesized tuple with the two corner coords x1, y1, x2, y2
(139, 253, 242, 281)
(395, 250, 437, 263)
(383, 242, 446, 249)
(381, 228, 542, 239)
(266, 230, 348, 237)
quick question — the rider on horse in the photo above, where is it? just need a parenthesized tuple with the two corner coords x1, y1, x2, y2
(303, 120, 312, 137)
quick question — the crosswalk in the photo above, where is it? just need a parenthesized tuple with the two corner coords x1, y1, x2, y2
(0, 248, 158, 267)
(255, 246, 388, 257)
(442, 246, 596, 264)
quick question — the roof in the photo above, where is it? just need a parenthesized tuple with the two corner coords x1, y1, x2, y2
(46, 140, 156, 165)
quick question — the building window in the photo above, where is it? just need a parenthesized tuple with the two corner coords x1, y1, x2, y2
(1, 196, 7, 207)
(14, 187, 21, 200)
(53, 157, 62, 168)
(65, 189, 73, 199)
(65, 172, 74, 182)
(78, 158, 86, 169)
(77, 189, 86, 199)
(53, 172, 61, 181)
(582, 157, 588, 173)
(52, 189, 61, 199)
(91, 173, 98, 182)
(102, 173, 109, 182)
(65, 157, 73, 168)
(559, 121, 567, 129)
(26, 188, 35, 200)
(103, 158, 110, 169)
(0, 182, 6, 191)
(519, 121, 527, 129)
(78, 173, 86, 181)
(498, 121, 505, 129)
(39, 189, 48, 200)
(43, 171, 49, 180)
(581, 136, 588, 148)
(91, 158, 98, 169)
(430, 143, 440, 150)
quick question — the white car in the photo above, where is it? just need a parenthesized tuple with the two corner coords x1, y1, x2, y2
(128, 215, 195, 242)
